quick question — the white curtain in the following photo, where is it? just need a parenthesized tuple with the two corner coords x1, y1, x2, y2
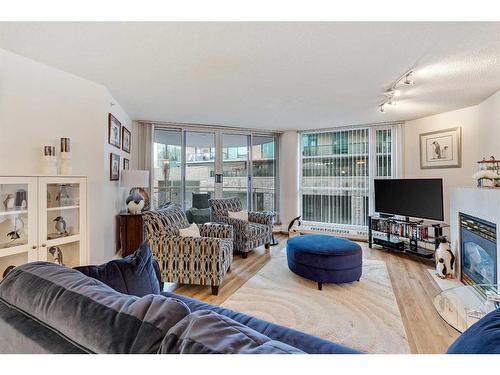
(135, 122, 153, 170)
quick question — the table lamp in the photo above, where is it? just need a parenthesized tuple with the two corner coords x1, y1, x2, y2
(121, 170, 150, 214)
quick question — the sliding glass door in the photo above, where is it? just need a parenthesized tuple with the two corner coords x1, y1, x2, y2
(152, 126, 279, 222)
(152, 129, 182, 207)
(184, 131, 216, 210)
(252, 135, 278, 213)
(222, 134, 250, 209)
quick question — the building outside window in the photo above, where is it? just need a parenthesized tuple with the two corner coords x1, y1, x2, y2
(300, 125, 397, 235)
(152, 126, 279, 221)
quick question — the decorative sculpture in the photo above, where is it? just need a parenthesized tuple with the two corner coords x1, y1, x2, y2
(6, 217, 24, 246)
(3, 194, 15, 210)
(2, 265, 15, 279)
(473, 156, 500, 188)
(48, 246, 64, 266)
(435, 237, 455, 279)
(288, 216, 302, 238)
(126, 191, 145, 215)
(54, 216, 68, 236)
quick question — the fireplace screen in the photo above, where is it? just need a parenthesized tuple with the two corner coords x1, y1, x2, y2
(460, 213, 497, 285)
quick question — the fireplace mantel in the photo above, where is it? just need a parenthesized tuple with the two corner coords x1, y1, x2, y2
(450, 187, 500, 282)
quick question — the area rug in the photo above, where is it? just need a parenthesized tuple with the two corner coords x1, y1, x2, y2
(221, 257, 410, 353)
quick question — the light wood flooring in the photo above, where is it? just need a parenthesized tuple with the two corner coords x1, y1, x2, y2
(170, 233, 459, 354)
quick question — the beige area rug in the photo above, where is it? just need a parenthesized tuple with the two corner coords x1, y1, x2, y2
(221, 256, 410, 354)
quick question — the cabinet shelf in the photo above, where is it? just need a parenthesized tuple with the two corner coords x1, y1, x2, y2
(0, 209, 28, 217)
(0, 246, 30, 259)
(46, 234, 81, 247)
(46, 205, 80, 212)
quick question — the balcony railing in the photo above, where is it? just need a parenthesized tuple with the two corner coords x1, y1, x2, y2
(302, 143, 368, 157)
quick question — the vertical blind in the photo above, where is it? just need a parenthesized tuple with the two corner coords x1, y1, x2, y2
(301, 126, 394, 230)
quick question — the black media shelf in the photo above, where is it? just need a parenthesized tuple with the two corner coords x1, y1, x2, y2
(368, 215, 447, 261)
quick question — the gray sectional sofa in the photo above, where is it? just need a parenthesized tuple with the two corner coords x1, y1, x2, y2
(0, 261, 358, 354)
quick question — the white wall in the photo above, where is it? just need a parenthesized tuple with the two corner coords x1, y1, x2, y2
(279, 131, 300, 230)
(0, 49, 133, 264)
(403, 89, 500, 224)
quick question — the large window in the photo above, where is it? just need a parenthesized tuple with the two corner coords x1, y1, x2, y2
(252, 135, 278, 213)
(152, 126, 279, 221)
(300, 126, 396, 232)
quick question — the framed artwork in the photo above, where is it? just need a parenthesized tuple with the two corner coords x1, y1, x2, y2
(123, 158, 130, 170)
(108, 114, 121, 149)
(110, 153, 120, 181)
(122, 127, 131, 153)
(420, 127, 461, 169)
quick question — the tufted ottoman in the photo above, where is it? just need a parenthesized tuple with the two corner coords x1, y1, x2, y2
(286, 234, 362, 290)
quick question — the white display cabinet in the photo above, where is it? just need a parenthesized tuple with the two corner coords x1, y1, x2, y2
(0, 176, 87, 279)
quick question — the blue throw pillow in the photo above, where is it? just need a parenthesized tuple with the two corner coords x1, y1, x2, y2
(74, 242, 162, 297)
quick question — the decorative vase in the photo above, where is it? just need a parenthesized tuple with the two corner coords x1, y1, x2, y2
(126, 189, 145, 215)
(60, 138, 72, 175)
(42, 146, 57, 175)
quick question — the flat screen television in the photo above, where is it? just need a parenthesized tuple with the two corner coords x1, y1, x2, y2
(374, 178, 444, 221)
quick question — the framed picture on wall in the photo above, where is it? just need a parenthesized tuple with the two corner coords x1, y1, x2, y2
(122, 127, 131, 153)
(108, 114, 121, 149)
(123, 158, 130, 170)
(419, 127, 461, 169)
(110, 153, 120, 181)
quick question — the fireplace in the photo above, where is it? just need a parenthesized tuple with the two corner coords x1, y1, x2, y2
(460, 213, 497, 285)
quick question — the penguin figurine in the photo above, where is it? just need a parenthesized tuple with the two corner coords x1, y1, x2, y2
(48, 246, 64, 266)
(435, 237, 455, 279)
(436, 258, 447, 278)
(126, 190, 145, 215)
(54, 216, 68, 236)
(288, 216, 302, 238)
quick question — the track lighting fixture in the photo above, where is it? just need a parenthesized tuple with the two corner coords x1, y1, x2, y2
(403, 72, 414, 85)
(378, 70, 414, 113)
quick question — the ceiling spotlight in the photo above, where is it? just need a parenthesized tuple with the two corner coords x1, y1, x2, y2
(404, 72, 414, 85)
(393, 89, 401, 97)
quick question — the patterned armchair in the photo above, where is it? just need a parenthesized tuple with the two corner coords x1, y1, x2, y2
(209, 197, 274, 258)
(143, 204, 233, 295)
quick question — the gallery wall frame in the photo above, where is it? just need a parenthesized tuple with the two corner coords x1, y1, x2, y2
(419, 127, 461, 169)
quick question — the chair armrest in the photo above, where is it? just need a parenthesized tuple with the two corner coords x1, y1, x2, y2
(148, 234, 231, 258)
(213, 216, 249, 233)
(200, 223, 233, 239)
(248, 211, 275, 226)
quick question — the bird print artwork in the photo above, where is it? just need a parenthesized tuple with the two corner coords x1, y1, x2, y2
(54, 216, 68, 236)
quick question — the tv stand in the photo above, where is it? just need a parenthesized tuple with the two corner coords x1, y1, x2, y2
(368, 215, 447, 260)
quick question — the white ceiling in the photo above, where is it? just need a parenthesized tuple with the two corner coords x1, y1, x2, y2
(1, 22, 500, 130)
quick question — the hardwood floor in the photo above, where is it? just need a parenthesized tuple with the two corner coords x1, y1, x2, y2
(170, 233, 459, 354)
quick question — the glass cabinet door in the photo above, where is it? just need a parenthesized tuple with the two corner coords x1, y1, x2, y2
(38, 177, 87, 267)
(0, 177, 38, 279)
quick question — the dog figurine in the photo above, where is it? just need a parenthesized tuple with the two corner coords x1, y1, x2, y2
(435, 237, 455, 279)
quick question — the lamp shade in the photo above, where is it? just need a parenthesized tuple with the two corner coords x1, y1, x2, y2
(121, 170, 149, 188)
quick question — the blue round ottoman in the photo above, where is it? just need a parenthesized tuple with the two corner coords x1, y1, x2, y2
(286, 234, 362, 290)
